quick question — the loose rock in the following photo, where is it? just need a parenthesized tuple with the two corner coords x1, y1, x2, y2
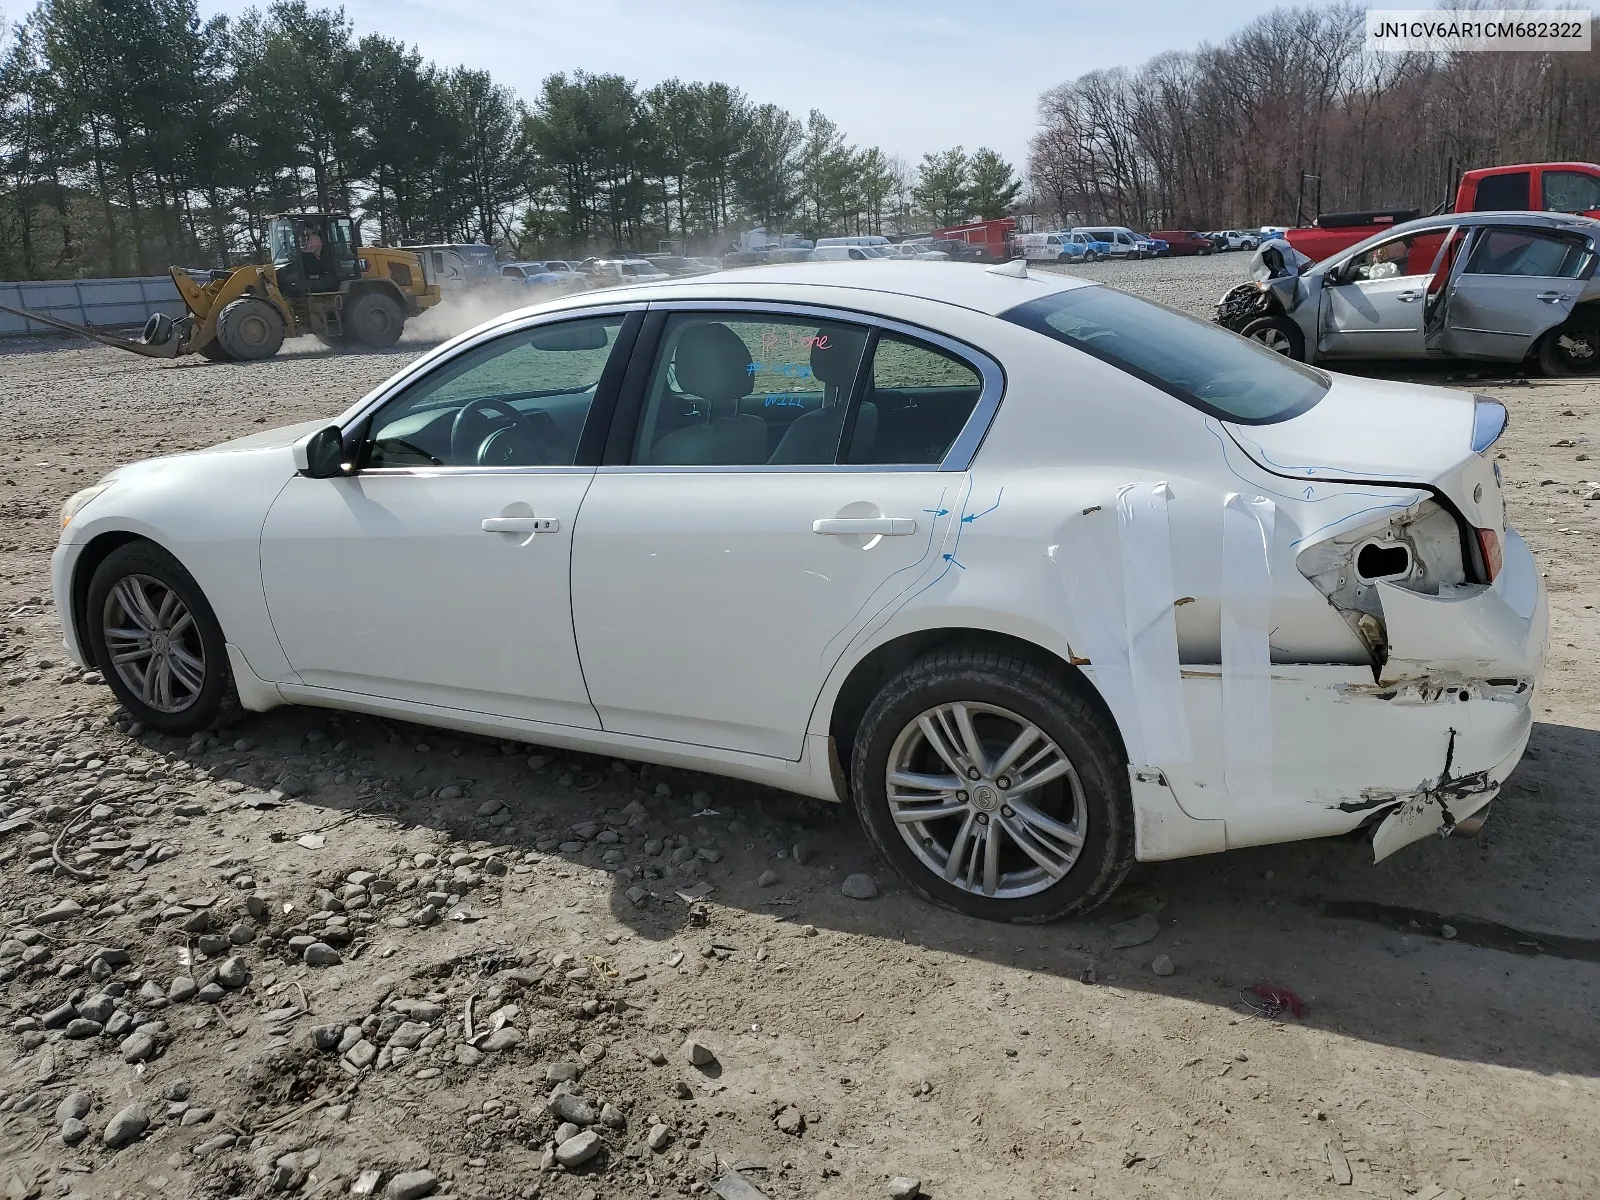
(887, 1177, 923, 1199)
(102, 1104, 149, 1149)
(840, 873, 879, 899)
(683, 1038, 717, 1067)
(555, 1129, 601, 1167)
(384, 1169, 439, 1200)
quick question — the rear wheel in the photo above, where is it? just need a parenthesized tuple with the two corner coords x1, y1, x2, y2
(196, 340, 232, 362)
(215, 297, 285, 361)
(346, 291, 404, 349)
(86, 541, 237, 736)
(850, 648, 1133, 923)
(1537, 314, 1600, 376)
(1240, 314, 1305, 359)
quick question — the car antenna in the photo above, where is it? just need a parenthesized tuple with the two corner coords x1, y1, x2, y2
(985, 258, 1029, 278)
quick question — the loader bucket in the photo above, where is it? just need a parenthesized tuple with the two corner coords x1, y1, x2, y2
(0, 300, 184, 359)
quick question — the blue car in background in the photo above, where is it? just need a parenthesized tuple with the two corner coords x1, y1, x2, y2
(500, 262, 567, 288)
(1136, 235, 1169, 257)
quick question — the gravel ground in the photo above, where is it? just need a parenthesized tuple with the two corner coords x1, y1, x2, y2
(0, 268, 1598, 1200)
(1035, 249, 1253, 316)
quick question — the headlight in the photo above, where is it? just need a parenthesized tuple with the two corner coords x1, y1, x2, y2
(61, 480, 114, 528)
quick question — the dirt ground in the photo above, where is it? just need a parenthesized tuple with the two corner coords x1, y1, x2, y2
(1, 256, 1598, 1200)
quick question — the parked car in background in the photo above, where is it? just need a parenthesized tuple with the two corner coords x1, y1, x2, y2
(1139, 235, 1169, 257)
(1075, 227, 1148, 259)
(586, 259, 671, 286)
(816, 236, 892, 250)
(57, 259, 1545, 922)
(1149, 230, 1215, 256)
(1218, 230, 1259, 251)
(887, 243, 950, 260)
(813, 245, 890, 261)
(521, 260, 588, 287)
(1214, 210, 1600, 375)
(643, 255, 717, 277)
(499, 262, 567, 289)
(1259, 225, 1289, 240)
(1018, 232, 1088, 263)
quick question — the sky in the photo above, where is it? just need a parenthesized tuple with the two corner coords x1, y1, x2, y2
(200, 0, 1303, 171)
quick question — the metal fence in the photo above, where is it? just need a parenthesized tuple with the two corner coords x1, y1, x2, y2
(0, 275, 185, 336)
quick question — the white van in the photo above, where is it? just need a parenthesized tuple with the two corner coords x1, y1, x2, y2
(812, 245, 890, 261)
(813, 235, 891, 249)
(1074, 227, 1147, 259)
(1018, 231, 1097, 263)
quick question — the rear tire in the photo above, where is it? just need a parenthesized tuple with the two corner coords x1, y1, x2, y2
(86, 541, 238, 736)
(346, 291, 404, 349)
(850, 647, 1134, 923)
(215, 297, 285, 361)
(1537, 314, 1600, 376)
(196, 340, 231, 362)
(1240, 314, 1305, 359)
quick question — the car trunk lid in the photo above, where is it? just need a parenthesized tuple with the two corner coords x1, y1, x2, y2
(1222, 373, 1505, 536)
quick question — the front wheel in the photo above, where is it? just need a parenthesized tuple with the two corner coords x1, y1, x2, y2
(86, 541, 237, 735)
(215, 297, 285, 361)
(850, 648, 1134, 923)
(1537, 315, 1600, 376)
(1240, 314, 1305, 359)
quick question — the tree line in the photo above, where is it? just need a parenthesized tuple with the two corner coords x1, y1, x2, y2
(0, 0, 1022, 280)
(1027, 3, 1600, 231)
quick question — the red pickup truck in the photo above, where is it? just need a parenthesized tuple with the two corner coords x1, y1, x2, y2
(1286, 162, 1600, 261)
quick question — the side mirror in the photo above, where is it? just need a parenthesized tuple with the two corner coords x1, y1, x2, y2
(294, 425, 346, 478)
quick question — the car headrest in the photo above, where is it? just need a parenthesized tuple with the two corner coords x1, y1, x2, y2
(810, 325, 868, 390)
(673, 322, 753, 402)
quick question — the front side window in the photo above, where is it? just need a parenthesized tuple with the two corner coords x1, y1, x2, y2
(1343, 235, 1419, 281)
(632, 313, 870, 466)
(1536, 170, 1600, 212)
(1001, 286, 1327, 423)
(365, 316, 626, 469)
(1463, 228, 1593, 278)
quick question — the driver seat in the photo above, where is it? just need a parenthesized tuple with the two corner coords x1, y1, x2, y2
(646, 323, 767, 465)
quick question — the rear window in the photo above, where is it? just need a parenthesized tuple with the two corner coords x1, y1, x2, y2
(1000, 286, 1328, 424)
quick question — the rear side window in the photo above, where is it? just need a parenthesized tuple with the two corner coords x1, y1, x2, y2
(1001, 287, 1327, 424)
(846, 334, 983, 465)
(1472, 171, 1530, 211)
(1463, 228, 1593, 278)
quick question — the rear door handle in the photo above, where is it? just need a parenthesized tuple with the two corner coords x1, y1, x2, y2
(1397, 291, 1422, 302)
(481, 516, 559, 534)
(812, 517, 916, 536)
(1536, 290, 1567, 303)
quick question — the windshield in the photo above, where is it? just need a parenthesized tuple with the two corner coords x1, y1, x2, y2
(1000, 286, 1328, 424)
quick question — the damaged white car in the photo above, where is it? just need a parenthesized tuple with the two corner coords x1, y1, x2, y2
(1217, 211, 1600, 375)
(52, 261, 1546, 922)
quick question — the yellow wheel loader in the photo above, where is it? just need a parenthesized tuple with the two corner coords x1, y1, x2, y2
(0, 212, 442, 362)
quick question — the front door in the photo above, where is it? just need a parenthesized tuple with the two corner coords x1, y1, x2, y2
(1440, 225, 1595, 361)
(260, 311, 636, 726)
(1317, 232, 1435, 358)
(570, 307, 993, 759)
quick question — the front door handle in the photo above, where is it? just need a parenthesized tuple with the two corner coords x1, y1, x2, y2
(812, 517, 916, 536)
(1536, 290, 1567, 303)
(481, 516, 559, 534)
(1397, 290, 1422, 302)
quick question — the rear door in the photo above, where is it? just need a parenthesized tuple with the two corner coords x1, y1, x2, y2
(569, 303, 996, 760)
(1439, 225, 1595, 360)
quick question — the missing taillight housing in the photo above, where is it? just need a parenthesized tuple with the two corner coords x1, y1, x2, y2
(1475, 528, 1502, 582)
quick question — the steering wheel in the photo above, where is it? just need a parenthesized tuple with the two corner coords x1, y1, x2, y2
(449, 398, 555, 466)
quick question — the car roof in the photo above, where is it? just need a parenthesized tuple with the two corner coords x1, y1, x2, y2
(492, 261, 1091, 318)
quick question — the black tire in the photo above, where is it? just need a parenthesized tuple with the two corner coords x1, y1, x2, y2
(346, 290, 404, 349)
(1084, 250, 1099, 262)
(1536, 313, 1600, 376)
(215, 297, 285, 361)
(86, 541, 238, 736)
(140, 312, 175, 346)
(850, 647, 1134, 923)
(196, 340, 232, 362)
(1240, 314, 1306, 359)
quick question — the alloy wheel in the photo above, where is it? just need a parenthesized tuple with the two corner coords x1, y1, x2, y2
(1252, 327, 1294, 354)
(102, 573, 207, 713)
(885, 701, 1087, 899)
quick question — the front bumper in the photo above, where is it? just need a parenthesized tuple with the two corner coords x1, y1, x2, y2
(51, 540, 91, 670)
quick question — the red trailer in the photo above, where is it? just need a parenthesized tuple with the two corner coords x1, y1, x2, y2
(932, 218, 1016, 262)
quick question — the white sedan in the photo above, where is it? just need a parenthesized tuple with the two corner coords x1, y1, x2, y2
(53, 261, 1547, 922)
